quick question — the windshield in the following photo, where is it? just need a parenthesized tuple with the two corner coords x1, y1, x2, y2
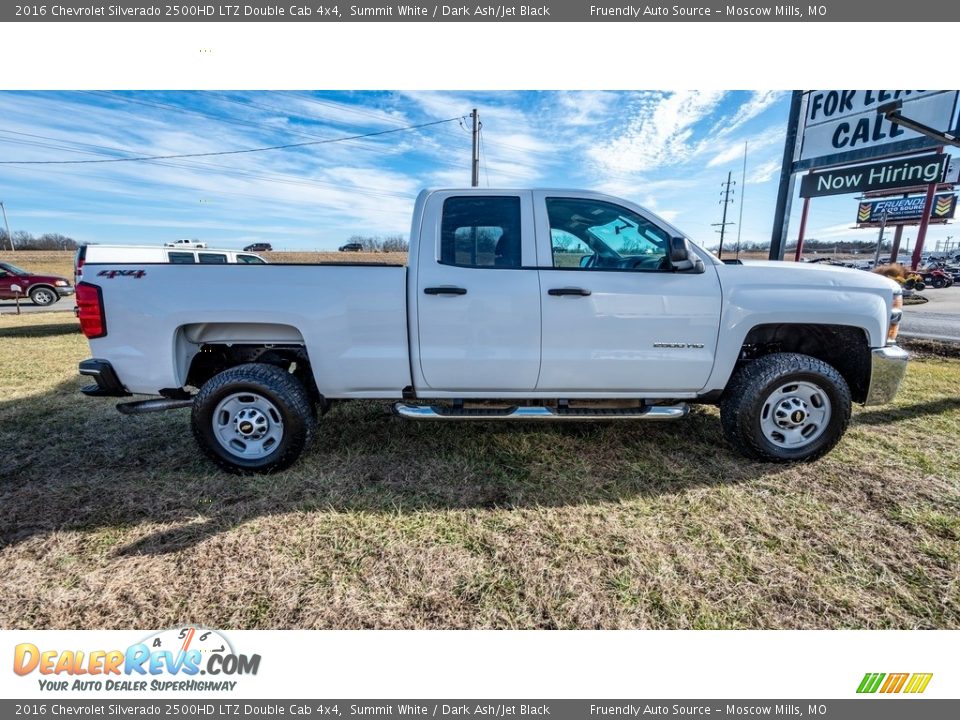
(0, 263, 28, 275)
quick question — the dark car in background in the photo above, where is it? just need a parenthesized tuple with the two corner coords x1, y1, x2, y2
(338, 242, 363, 252)
(243, 243, 273, 252)
(0, 261, 74, 306)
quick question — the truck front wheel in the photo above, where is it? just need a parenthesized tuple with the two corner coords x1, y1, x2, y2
(192, 363, 315, 474)
(720, 353, 851, 463)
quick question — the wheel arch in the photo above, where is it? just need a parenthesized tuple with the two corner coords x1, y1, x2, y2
(721, 323, 873, 403)
(175, 322, 322, 404)
(28, 283, 58, 298)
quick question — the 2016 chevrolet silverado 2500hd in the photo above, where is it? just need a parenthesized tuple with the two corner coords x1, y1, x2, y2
(76, 189, 909, 474)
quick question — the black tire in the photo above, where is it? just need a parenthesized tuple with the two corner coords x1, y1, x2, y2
(29, 286, 58, 306)
(720, 353, 851, 463)
(933, 277, 945, 289)
(191, 363, 315, 474)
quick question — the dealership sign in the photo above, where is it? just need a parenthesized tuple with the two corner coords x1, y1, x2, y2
(855, 194, 957, 225)
(800, 153, 949, 198)
(799, 90, 960, 165)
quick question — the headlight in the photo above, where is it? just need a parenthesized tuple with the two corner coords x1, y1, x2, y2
(55, 280, 69, 286)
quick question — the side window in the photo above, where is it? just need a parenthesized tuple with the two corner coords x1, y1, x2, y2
(440, 196, 522, 268)
(168, 252, 195, 264)
(546, 197, 671, 271)
(237, 254, 264, 264)
(198, 253, 227, 264)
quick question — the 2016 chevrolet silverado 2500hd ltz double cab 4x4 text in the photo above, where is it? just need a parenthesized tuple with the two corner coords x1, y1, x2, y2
(76, 189, 909, 474)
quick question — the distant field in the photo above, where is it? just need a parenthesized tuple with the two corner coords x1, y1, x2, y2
(0, 250, 409, 281)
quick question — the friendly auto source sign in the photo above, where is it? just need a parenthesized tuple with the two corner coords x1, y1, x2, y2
(799, 153, 948, 198)
(800, 90, 960, 164)
(856, 193, 958, 225)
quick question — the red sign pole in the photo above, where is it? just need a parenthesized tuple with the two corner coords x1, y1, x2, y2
(911, 146, 945, 270)
(794, 195, 811, 262)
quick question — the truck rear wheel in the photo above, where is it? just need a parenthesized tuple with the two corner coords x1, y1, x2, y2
(192, 363, 315, 474)
(720, 353, 851, 463)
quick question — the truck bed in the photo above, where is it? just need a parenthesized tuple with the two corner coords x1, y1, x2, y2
(85, 263, 412, 397)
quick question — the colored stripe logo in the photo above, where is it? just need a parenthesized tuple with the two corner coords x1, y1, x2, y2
(857, 672, 933, 694)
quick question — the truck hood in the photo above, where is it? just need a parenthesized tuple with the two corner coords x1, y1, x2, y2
(716, 260, 901, 295)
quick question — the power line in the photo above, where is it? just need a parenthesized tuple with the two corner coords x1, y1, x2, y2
(0, 130, 416, 201)
(0, 117, 461, 166)
(479, 124, 490, 188)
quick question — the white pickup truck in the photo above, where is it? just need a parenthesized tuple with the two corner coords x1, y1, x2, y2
(76, 188, 908, 474)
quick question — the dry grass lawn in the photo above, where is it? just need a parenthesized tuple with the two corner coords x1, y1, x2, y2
(0, 314, 958, 629)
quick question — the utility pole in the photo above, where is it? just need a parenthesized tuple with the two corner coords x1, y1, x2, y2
(470, 109, 480, 188)
(872, 210, 887, 268)
(0, 201, 12, 251)
(712, 171, 736, 259)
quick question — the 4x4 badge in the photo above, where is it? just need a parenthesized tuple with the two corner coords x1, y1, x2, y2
(97, 269, 146, 279)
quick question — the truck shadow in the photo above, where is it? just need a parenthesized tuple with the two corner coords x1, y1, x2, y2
(0, 321, 80, 339)
(1, 382, 785, 556)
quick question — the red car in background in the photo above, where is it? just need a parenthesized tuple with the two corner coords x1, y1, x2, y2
(0, 261, 75, 306)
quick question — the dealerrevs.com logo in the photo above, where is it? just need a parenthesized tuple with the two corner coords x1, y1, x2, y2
(13, 627, 260, 693)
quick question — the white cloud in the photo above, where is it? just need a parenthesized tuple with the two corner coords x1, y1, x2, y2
(706, 126, 783, 168)
(589, 91, 727, 174)
(717, 91, 785, 135)
(747, 158, 782, 184)
(555, 91, 619, 127)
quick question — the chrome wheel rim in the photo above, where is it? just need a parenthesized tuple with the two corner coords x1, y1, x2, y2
(212, 392, 283, 459)
(33, 289, 54, 304)
(759, 380, 831, 449)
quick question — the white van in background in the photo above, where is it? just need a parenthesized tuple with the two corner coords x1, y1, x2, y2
(75, 244, 267, 281)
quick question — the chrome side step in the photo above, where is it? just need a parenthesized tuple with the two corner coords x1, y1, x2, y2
(392, 403, 688, 421)
(116, 398, 193, 415)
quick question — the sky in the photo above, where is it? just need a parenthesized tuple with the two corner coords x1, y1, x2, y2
(0, 90, 958, 253)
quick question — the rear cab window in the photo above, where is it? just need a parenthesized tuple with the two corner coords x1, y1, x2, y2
(168, 252, 196, 264)
(237, 254, 265, 264)
(440, 196, 522, 268)
(198, 253, 227, 264)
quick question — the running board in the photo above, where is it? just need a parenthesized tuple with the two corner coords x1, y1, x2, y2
(392, 403, 688, 421)
(116, 398, 193, 415)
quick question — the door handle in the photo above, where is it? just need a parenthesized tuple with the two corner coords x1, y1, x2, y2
(548, 287, 591, 297)
(424, 286, 467, 296)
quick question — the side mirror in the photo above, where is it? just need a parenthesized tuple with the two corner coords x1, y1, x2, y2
(668, 237, 701, 272)
(669, 236, 689, 263)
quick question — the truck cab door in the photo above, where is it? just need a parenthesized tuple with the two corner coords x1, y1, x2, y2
(412, 191, 542, 392)
(533, 191, 722, 394)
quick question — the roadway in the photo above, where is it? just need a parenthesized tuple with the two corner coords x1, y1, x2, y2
(900, 285, 960, 343)
(0, 298, 75, 315)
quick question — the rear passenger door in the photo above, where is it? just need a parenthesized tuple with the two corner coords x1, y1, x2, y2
(414, 191, 542, 392)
